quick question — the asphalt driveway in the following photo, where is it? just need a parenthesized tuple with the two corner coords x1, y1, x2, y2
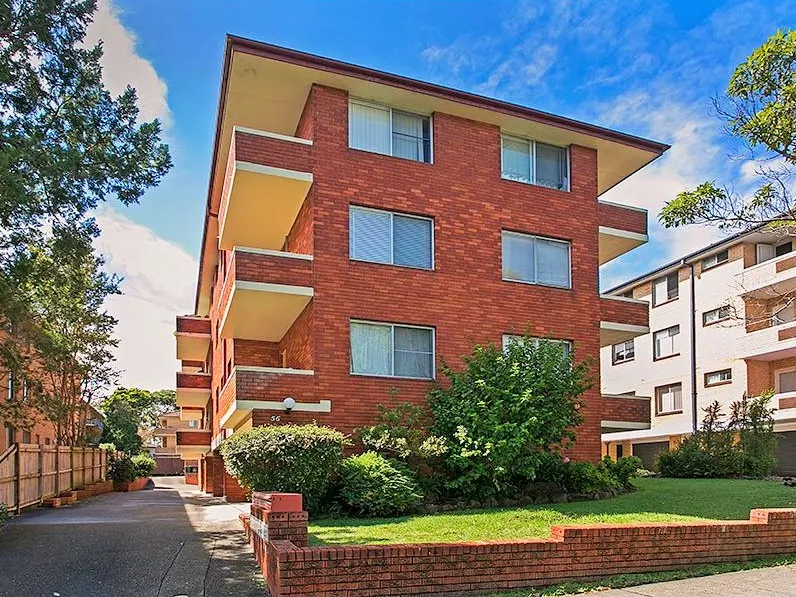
(0, 477, 264, 597)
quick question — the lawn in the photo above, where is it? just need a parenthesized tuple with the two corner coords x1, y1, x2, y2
(309, 477, 796, 546)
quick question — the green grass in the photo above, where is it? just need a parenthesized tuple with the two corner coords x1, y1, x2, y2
(484, 555, 796, 596)
(309, 477, 796, 546)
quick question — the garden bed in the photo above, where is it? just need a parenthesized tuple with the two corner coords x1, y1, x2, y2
(309, 477, 796, 545)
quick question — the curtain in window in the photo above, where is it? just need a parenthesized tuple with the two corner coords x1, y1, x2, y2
(393, 215, 432, 269)
(502, 233, 534, 281)
(349, 102, 391, 155)
(779, 371, 796, 393)
(350, 208, 391, 264)
(394, 327, 433, 378)
(392, 111, 428, 162)
(502, 137, 531, 182)
(535, 142, 567, 189)
(350, 323, 392, 375)
(536, 239, 570, 287)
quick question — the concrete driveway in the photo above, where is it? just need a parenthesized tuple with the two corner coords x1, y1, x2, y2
(0, 477, 264, 597)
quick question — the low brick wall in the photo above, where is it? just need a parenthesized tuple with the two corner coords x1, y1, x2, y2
(241, 503, 796, 597)
(113, 477, 150, 492)
(75, 480, 113, 501)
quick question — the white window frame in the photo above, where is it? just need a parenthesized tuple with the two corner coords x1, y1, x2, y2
(6, 372, 13, 401)
(348, 99, 433, 163)
(775, 366, 796, 394)
(501, 230, 572, 289)
(652, 272, 679, 306)
(500, 134, 570, 191)
(704, 369, 732, 387)
(349, 205, 435, 270)
(703, 305, 731, 326)
(701, 249, 729, 271)
(655, 383, 683, 415)
(502, 334, 572, 356)
(612, 339, 635, 365)
(350, 319, 436, 380)
(653, 325, 680, 360)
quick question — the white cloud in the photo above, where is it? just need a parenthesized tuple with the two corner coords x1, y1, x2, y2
(84, 0, 171, 125)
(95, 208, 196, 391)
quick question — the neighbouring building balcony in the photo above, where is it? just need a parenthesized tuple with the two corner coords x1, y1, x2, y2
(175, 316, 211, 361)
(176, 372, 212, 408)
(740, 320, 796, 361)
(597, 200, 648, 265)
(179, 407, 203, 422)
(218, 127, 313, 251)
(601, 394, 651, 433)
(599, 294, 650, 347)
(736, 252, 796, 298)
(218, 366, 329, 431)
(219, 247, 313, 342)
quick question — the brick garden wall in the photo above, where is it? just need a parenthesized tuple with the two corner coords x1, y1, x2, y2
(242, 502, 796, 597)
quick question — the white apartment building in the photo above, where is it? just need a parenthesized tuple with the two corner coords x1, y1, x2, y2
(600, 228, 796, 474)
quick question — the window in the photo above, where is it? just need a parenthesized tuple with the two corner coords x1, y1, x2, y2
(21, 430, 30, 443)
(773, 302, 796, 326)
(705, 369, 732, 387)
(703, 305, 731, 326)
(701, 249, 729, 270)
(21, 380, 28, 401)
(4, 426, 13, 446)
(612, 339, 635, 364)
(653, 325, 680, 360)
(349, 206, 433, 269)
(777, 369, 796, 393)
(501, 231, 571, 288)
(6, 372, 13, 401)
(44, 437, 51, 446)
(350, 321, 434, 379)
(349, 100, 431, 163)
(502, 335, 572, 358)
(776, 242, 793, 257)
(652, 272, 678, 306)
(655, 383, 683, 414)
(188, 420, 198, 428)
(501, 135, 569, 190)
(621, 290, 634, 299)
(616, 444, 624, 458)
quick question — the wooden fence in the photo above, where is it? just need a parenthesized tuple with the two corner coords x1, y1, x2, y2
(0, 444, 115, 513)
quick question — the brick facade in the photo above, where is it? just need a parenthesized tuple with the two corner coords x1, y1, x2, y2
(601, 395, 651, 424)
(242, 506, 796, 597)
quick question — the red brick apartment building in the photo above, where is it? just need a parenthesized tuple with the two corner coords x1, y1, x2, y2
(174, 35, 668, 500)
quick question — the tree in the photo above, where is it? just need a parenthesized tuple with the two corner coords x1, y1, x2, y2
(429, 337, 592, 498)
(659, 30, 796, 230)
(100, 387, 176, 454)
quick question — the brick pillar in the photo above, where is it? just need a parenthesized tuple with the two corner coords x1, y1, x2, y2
(223, 467, 248, 503)
(250, 492, 308, 547)
(211, 456, 224, 497)
(198, 456, 206, 492)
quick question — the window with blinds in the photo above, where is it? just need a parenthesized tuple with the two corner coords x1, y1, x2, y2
(349, 206, 433, 269)
(653, 325, 680, 359)
(349, 100, 431, 163)
(655, 383, 683, 414)
(501, 231, 571, 288)
(501, 135, 569, 190)
(350, 321, 434, 379)
(704, 369, 732, 387)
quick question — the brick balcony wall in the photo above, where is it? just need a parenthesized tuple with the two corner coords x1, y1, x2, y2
(176, 316, 211, 335)
(176, 372, 212, 390)
(233, 249, 313, 287)
(601, 395, 651, 424)
(175, 430, 211, 447)
(242, 508, 796, 597)
(597, 201, 647, 236)
(599, 296, 649, 327)
(233, 129, 313, 173)
(776, 254, 796, 273)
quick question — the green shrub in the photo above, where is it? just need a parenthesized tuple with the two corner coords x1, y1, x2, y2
(99, 442, 117, 452)
(429, 336, 591, 499)
(600, 456, 643, 488)
(108, 455, 137, 482)
(339, 452, 424, 516)
(219, 424, 348, 511)
(131, 453, 156, 478)
(0, 503, 8, 525)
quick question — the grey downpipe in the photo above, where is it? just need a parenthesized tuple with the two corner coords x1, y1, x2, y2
(689, 262, 698, 433)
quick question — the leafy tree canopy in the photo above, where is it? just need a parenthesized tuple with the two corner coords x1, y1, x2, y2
(660, 29, 796, 230)
(100, 387, 175, 454)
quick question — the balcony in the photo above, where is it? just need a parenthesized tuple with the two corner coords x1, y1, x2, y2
(218, 127, 313, 251)
(735, 252, 796, 298)
(740, 320, 796, 361)
(179, 407, 203, 422)
(176, 372, 211, 408)
(598, 200, 648, 265)
(175, 429, 212, 459)
(599, 295, 650, 347)
(601, 394, 651, 433)
(219, 248, 313, 342)
(175, 316, 211, 361)
(218, 366, 329, 431)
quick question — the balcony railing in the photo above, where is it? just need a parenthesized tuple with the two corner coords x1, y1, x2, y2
(175, 316, 211, 361)
(218, 366, 327, 431)
(219, 247, 313, 342)
(599, 294, 650, 347)
(597, 200, 648, 265)
(735, 252, 796, 298)
(218, 127, 313, 251)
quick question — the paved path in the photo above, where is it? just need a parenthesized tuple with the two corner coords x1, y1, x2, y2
(584, 564, 796, 596)
(0, 477, 264, 597)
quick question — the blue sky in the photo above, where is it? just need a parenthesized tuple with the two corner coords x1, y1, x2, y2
(88, 0, 795, 389)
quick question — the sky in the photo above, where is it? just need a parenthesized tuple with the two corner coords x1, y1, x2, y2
(86, 0, 795, 391)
